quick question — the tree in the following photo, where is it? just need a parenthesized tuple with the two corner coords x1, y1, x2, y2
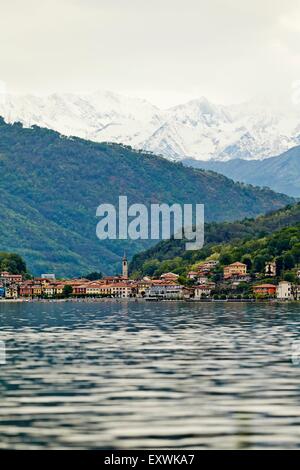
(276, 256, 284, 277)
(62, 285, 73, 297)
(0, 252, 27, 274)
(85, 272, 102, 281)
(283, 254, 295, 271)
(284, 272, 296, 283)
(241, 255, 252, 271)
(253, 255, 266, 273)
(219, 253, 233, 266)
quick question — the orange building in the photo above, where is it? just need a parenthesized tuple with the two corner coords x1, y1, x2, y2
(253, 284, 277, 297)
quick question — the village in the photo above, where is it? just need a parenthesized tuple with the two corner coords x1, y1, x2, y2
(1, 254, 300, 303)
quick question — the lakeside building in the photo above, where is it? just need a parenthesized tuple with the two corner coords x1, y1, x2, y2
(0, 271, 23, 284)
(145, 284, 184, 300)
(5, 284, 19, 299)
(276, 281, 300, 301)
(277, 281, 292, 300)
(253, 284, 277, 297)
(194, 285, 213, 299)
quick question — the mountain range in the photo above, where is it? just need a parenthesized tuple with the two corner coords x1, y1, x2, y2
(0, 118, 293, 277)
(1, 90, 300, 162)
(184, 145, 300, 197)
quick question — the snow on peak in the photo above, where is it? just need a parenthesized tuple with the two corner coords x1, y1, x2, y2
(0, 90, 299, 162)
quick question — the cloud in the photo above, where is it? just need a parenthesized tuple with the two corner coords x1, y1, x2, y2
(0, 0, 300, 106)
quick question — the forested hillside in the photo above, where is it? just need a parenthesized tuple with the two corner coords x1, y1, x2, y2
(129, 203, 300, 278)
(0, 118, 293, 276)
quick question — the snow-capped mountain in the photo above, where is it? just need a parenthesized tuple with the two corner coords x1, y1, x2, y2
(0, 90, 300, 161)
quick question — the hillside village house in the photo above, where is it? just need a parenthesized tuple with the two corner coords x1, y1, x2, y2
(224, 262, 247, 280)
(265, 262, 277, 277)
(187, 271, 199, 280)
(196, 260, 219, 275)
(197, 276, 210, 285)
(230, 275, 252, 288)
(160, 272, 179, 282)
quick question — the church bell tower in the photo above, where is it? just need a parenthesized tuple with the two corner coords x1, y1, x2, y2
(122, 253, 128, 279)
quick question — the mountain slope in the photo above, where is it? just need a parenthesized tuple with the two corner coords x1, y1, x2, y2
(184, 146, 300, 197)
(129, 203, 300, 277)
(1, 91, 300, 162)
(0, 118, 293, 276)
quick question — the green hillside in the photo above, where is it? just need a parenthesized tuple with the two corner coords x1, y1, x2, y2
(210, 223, 300, 282)
(0, 118, 293, 276)
(130, 203, 300, 278)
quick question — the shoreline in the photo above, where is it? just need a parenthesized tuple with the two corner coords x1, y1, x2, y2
(0, 298, 296, 304)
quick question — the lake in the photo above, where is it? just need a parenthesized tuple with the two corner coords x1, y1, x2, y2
(0, 300, 300, 449)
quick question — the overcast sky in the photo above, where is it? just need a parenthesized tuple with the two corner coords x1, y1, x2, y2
(1, 0, 300, 107)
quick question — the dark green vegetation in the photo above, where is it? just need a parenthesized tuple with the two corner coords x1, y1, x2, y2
(130, 203, 300, 278)
(0, 118, 293, 276)
(84, 272, 103, 281)
(184, 145, 300, 197)
(0, 252, 27, 275)
(210, 224, 300, 285)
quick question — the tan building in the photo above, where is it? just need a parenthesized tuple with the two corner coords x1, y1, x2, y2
(224, 262, 247, 280)
(43, 284, 57, 297)
(109, 283, 133, 298)
(32, 285, 43, 296)
(85, 282, 107, 296)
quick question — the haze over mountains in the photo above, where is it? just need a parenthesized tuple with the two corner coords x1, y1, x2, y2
(1, 90, 300, 162)
(184, 146, 300, 197)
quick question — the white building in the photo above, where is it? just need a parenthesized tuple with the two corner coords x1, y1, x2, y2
(277, 282, 300, 300)
(194, 285, 213, 299)
(145, 284, 183, 300)
(5, 285, 18, 299)
(41, 274, 56, 280)
(197, 276, 209, 285)
(265, 262, 276, 277)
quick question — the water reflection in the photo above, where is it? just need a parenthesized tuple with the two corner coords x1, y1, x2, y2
(0, 301, 300, 449)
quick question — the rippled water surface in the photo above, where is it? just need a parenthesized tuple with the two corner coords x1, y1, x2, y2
(1, 301, 300, 449)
